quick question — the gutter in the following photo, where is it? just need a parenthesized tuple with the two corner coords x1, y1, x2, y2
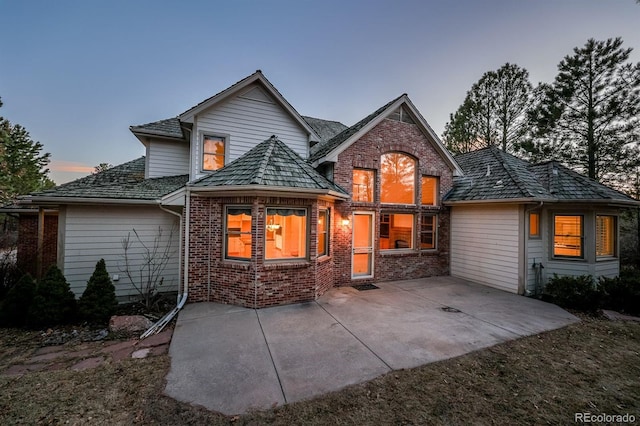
(188, 184, 349, 200)
(140, 193, 190, 338)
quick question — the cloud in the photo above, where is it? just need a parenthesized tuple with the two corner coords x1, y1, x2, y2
(49, 160, 94, 173)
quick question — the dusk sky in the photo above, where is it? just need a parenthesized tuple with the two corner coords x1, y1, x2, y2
(1, 0, 639, 184)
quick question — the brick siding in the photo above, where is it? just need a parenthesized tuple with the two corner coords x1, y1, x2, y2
(17, 213, 58, 277)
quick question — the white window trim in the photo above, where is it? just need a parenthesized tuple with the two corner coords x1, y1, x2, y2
(200, 132, 229, 173)
(552, 213, 585, 260)
(596, 214, 617, 260)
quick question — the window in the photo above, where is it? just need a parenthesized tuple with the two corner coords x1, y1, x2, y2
(553, 215, 583, 258)
(380, 213, 413, 250)
(596, 215, 616, 257)
(353, 169, 374, 202)
(420, 214, 437, 250)
(265, 208, 307, 259)
(318, 209, 329, 257)
(421, 176, 438, 206)
(225, 207, 252, 260)
(380, 153, 415, 204)
(529, 212, 540, 238)
(203, 135, 225, 171)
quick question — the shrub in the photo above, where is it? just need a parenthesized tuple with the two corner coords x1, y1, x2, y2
(0, 274, 36, 327)
(79, 259, 118, 325)
(543, 274, 602, 313)
(27, 265, 77, 328)
(599, 268, 640, 316)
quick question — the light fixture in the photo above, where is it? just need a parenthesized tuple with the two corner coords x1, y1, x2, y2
(341, 217, 350, 226)
(266, 217, 281, 232)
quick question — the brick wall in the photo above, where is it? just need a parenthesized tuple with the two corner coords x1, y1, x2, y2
(17, 212, 58, 278)
(187, 194, 336, 308)
(331, 118, 453, 286)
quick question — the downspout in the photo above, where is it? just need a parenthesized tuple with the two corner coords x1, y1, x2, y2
(141, 194, 190, 338)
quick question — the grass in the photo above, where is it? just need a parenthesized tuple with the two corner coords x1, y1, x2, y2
(1, 314, 639, 425)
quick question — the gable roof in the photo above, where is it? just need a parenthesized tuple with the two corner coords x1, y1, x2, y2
(308, 94, 463, 176)
(190, 136, 348, 199)
(178, 70, 321, 143)
(445, 146, 639, 206)
(21, 157, 188, 204)
(302, 116, 348, 143)
(129, 117, 185, 141)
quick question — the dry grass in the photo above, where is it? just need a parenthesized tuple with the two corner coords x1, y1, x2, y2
(1, 315, 639, 425)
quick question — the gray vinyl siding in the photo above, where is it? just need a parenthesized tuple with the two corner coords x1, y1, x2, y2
(146, 139, 189, 178)
(450, 205, 521, 293)
(191, 84, 309, 180)
(62, 205, 180, 299)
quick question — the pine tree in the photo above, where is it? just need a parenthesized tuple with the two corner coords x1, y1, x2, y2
(0, 274, 36, 327)
(526, 38, 640, 187)
(27, 265, 77, 328)
(79, 259, 118, 325)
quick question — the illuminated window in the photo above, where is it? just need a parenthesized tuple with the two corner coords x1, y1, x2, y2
(380, 153, 415, 204)
(225, 207, 251, 260)
(265, 208, 307, 259)
(421, 176, 438, 206)
(318, 209, 329, 257)
(380, 213, 413, 250)
(553, 215, 583, 258)
(353, 169, 374, 202)
(529, 212, 540, 238)
(596, 215, 616, 257)
(203, 135, 225, 171)
(420, 214, 437, 250)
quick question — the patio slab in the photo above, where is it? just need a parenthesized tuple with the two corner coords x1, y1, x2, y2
(165, 276, 579, 415)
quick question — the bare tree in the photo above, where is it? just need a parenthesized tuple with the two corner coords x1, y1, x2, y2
(119, 225, 177, 310)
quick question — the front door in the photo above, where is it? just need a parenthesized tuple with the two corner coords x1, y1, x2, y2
(352, 212, 374, 278)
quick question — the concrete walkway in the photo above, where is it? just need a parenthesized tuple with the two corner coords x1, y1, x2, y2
(164, 276, 578, 415)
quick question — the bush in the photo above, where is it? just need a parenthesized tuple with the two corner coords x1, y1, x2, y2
(0, 249, 20, 301)
(543, 274, 602, 313)
(0, 274, 36, 327)
(79, 259, 118, 325)
(27, 265, 77, 328)
(599, 268, 640, 316)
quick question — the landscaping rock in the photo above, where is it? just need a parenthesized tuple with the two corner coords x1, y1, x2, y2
(131, 348, 151, 359)
(109, 315, 153, 333)
(602, 310, 640, 322)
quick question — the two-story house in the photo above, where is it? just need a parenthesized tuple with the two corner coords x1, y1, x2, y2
(12, 70, 638, 309)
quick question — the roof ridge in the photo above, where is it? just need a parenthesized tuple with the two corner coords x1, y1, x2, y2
(252, 136, 278, 184)
(490, 147, 536, 197)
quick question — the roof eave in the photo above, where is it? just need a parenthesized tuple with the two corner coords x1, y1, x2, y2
(129, 128, 186, 143)
(18, 195, 161, 206)
(188, 184, 349, 200)
(444, 197, 640, 207)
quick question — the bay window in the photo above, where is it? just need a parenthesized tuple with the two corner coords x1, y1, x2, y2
(265, 208, 307, 259)
(225, 207, 252, 260)
(596, 215, 616, 257)
(553, 215, 583, 258)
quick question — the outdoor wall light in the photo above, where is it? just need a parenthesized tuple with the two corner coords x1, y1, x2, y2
(341, 217, 350, 227)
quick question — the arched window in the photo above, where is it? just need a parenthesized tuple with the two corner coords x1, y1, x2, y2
(380, 153, 416, 204)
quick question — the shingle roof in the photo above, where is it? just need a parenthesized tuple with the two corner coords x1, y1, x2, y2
(129, 117, 185, 140)
(308, 95, 404, 163)
(191, 136, 348, 196)
(302, 116, 348, 143)
(445, 146, 638, 205)
(28, 157, 188, 201)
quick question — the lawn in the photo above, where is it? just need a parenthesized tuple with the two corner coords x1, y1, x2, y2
(1, 314, 638, 425)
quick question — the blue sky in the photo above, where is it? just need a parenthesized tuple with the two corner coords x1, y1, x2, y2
(1, 0, 639, 184)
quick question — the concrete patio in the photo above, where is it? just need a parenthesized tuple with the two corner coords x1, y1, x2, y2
(164, 276, 579, 415)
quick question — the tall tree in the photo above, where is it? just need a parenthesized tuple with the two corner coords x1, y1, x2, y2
(443, 63, 533, 154)
(526, 38, 640, 187)
(0, 98, 55, 204)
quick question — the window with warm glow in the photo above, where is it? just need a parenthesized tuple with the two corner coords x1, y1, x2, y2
(421, 176, 438, 206)
(380, 153, 415, 204)
(265, 208, 307, 260)
(553, 215, 583, 258)
(529, 212, 540, 238)
(596, 215, 616, 257)
(203, 135, 225, 171)
(380, 213, 414, 250)
(353, 169, 374, 202)
(318, 209, 329, 257)
(420, 214, 436, 250)
(225, 207, 252, 260)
